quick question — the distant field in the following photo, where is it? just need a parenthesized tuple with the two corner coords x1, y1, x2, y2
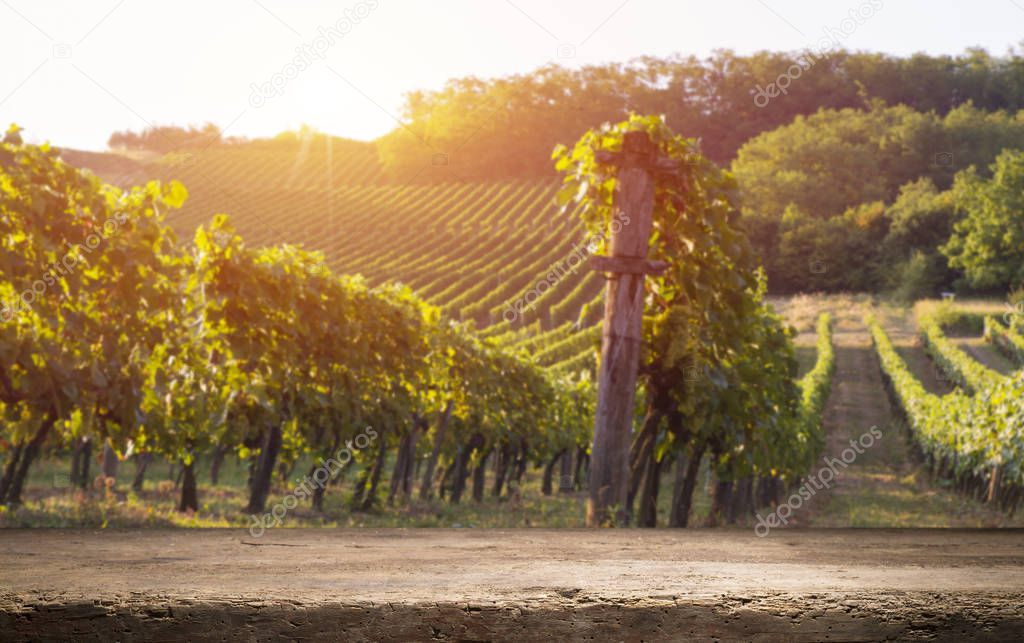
(61, 138, 603, 374)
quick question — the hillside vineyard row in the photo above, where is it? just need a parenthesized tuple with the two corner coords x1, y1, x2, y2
(66, 138, 604, 374)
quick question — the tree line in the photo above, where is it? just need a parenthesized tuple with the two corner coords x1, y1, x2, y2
(108, 123, 225, 154)
(733, 103, 1024, 296)
(378, 47, 1024, 182)
(373, 47, 1024, 297)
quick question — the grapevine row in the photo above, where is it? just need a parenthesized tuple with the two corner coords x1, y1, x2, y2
(984, 316, 1024, 367)
(919, 312, 1005, 393)
(869, 316, 1024, 510)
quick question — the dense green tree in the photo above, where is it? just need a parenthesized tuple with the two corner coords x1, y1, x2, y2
(378, 47, 1024, 183)
(734, 102, 1024, 223)
(771, 202, 888, 293)
(942, 149, 1024, 291)
(878, 179, 958, 300)
(732, 102, 1024, 292)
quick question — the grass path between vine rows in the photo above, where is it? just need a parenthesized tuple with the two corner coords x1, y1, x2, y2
(954, 336, 1018, 376)
(776, 295, 1024, 527)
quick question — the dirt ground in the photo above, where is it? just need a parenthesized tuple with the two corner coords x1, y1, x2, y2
(782, 297, 1023, 528)
(3, 528, 1024, 641)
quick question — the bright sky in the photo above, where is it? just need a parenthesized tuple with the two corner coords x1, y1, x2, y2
(2, 0, 1022, 150)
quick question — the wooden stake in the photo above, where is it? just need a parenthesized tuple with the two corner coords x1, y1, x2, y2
(587, 131, 671, 526)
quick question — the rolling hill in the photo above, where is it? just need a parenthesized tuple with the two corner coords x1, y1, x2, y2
(60, 134, 603, 373)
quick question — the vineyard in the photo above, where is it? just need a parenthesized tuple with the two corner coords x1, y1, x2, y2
(7, 113, 1024, 643)
(62, 135, 607, 378)
(5, 3, 1024, 633)
(0, 117, 846, 532)
(870, 301, 1024, 511)
(1, 118, 1022, 533)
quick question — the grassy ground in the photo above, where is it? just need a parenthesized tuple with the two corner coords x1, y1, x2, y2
(955, 336, 1018, 375)
(0, 449, 715, 529)
(2, 294, 1020, 530)
(2, 452, 582, 529)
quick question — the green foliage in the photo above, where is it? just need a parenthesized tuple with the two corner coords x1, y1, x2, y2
(554, 115, 819, 485)
(880, 179, 958, 299)
(772, 203, 887, 292)
(942, 149, 1024, 291)
(882, 180, 956, 258)
(795, 313, 836, 470)
(734, 103, 1024, 293)
(889, 251, 948, 303)
(984, 317, 1024, 367)
(1, 131, 595, 511)
(1009, 286, 1024, 309)
(694, 294, 804, 479)
(869, 316, 1024, 491)
(378, 48, 1024, 183)
(734, 102, 1024, 223)
(531, 324, 600, 367)
(0, 129, 186, 453)
(553, 114, 756, 334)
(917, 307, 1005, 394)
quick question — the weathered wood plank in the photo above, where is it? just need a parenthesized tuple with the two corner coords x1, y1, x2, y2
(589, 255, 668, 275)
(588, 131, 664, 526)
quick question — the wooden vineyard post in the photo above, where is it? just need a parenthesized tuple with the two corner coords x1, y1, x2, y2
(586, 131, 671, 526)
